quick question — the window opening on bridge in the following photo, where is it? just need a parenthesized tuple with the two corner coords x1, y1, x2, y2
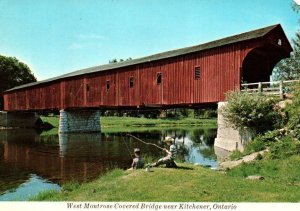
(157, 73, 162, 85)
(106, 81, 110, 91)
(86, 84, 90, 92)
(129, 77, 134, 88)
(195, 67, 201, 80)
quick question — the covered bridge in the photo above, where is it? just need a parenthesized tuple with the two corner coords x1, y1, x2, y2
(2, 24, 292, 133)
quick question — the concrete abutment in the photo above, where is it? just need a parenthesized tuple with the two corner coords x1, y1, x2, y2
(214, 102, 252, 152)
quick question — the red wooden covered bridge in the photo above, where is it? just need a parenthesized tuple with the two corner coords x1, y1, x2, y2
(1, 24, 292, 133)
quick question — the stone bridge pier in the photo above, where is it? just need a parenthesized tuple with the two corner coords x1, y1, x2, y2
(214, 102, 252, 152)
(58, 110, 101, 133)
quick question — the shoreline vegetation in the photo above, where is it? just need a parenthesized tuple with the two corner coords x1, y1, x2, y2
(41, 116, 217, 129)
(40, 116, 217, 134)
(31, 115, 300, 202)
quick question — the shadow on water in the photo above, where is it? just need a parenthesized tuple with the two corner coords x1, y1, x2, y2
(0, 126, 218, 200)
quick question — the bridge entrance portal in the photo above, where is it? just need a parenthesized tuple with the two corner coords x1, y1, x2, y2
(241, 44, 288, 84)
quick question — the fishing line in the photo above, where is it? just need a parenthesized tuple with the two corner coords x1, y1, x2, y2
(121, 135, 134, 158)
(126, 134, 164, 151)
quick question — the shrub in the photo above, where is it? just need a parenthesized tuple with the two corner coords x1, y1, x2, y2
(266, 136, 300, 160)
(244, 139, 266, 154)
(229, 150, 244, 160)
(221, 91, 282, 134)
(255, 153, 263, 160)
(285, 81, 300, 139)
(243, 130, 286, 154)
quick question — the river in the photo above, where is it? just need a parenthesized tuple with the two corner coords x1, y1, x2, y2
(0, 127, 224, 201)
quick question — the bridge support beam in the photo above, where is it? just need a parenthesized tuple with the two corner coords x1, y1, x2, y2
(0, 111, 40, 128)
(214, 102, 252, 152)
(59, 110, 101, 133)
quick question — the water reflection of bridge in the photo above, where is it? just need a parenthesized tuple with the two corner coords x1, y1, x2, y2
(0, 128, 221, 187)
(0, 130, 132, 184)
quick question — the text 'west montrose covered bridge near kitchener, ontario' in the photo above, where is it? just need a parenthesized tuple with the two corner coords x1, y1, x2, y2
(3, 24, 292, 111)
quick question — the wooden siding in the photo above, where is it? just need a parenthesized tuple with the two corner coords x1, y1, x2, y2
(3, 27, 291, 111)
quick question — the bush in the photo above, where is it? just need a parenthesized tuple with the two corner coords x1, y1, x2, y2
(266, 136, 300, 160)
(221, 91, 282, 134)
(243, 130, 286, 154)
(244, 139, 267, 154)
(285, 81, 300, 139)
(229, 150, 244, 160)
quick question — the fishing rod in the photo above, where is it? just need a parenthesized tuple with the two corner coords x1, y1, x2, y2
(126, 134, 165, 151)
(121, 136, 134, 159)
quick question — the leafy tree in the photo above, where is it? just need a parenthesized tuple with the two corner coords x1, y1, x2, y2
(292, 1, 300, 13)
(0, 55, 37, 109)
(272, 32, 300, 80)
(109, 57, 132, 64)
(272, 2, 300, 81)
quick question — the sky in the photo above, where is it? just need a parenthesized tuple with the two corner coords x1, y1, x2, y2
(0, 0, 299, 80)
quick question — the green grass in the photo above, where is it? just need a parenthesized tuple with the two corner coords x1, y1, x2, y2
(41, 116, 216, 128)
(101, 116, 216, 127)
(40, 116, 216, 136)
(32, 156, 300, 202)
(40, 116, 216, 135)
(228, 155, 300, 186)
(41, 116, 60, 128)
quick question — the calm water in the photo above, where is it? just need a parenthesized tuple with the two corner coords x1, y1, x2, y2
(0, 127, 218, 201)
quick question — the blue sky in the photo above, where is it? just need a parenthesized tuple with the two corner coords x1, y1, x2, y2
(0, 0, 299, 80)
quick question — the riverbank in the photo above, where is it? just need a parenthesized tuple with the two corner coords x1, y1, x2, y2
(32, 155, 300, 202)
(36, 116, 300, 202)
(41, 116, 216, 128)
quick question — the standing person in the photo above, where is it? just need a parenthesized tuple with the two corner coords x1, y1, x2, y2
(151, 136, 177, 168)
(128, 148, 144, 170)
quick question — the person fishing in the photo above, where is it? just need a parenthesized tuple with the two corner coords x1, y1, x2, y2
(150, 136, 177, 168)
(128, 148, 144, 170)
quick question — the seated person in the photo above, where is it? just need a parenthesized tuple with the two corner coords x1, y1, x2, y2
(128, 148, 144, 170)
(151, 136, 177, 168)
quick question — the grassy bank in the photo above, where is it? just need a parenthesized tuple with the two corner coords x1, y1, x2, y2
(32, 155, 300, 202)
(38, 115, 300, 202)
(101, 116, 216, 127)
(41, 116, 216, 127)
(41, 116, 216, 131)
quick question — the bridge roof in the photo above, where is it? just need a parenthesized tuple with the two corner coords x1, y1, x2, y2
(6, 24, 285, 92)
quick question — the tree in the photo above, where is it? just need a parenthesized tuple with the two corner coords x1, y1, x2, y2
(0, 55, 37, 109)
(272, 31, 300, 80)
(272, 2, 300, 81)
(109, 57, 132, 64)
